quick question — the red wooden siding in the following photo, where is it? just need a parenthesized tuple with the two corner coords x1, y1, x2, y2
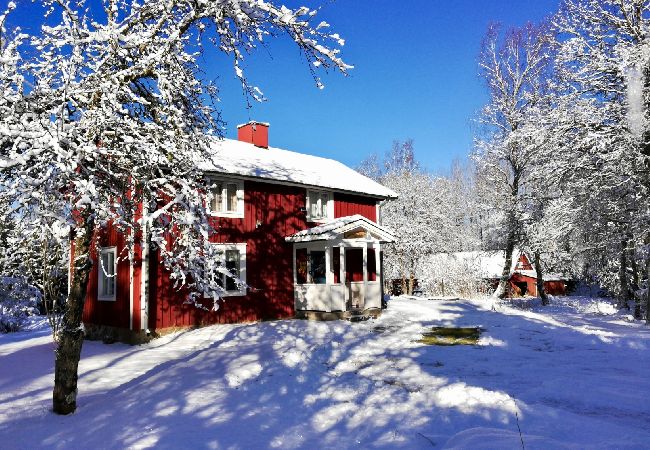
(509, 273, 537, 297)
(509, 274, 566, 297)
(334, 193, 377, 222)
(82, 222, 131, 329)
(544, 280, 566, 296)
(517, 254, 533, 270)
(82, 179, 387, 331)
(150, 180, 308, 328)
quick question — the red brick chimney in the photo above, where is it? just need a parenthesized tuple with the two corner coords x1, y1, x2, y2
(237, 121, 269, 148)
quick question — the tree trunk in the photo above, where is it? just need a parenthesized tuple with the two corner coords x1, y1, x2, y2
(400, 252, 406, 296)
(494, 224, 516, 299)
(645, 250, 650, 325)
(53, 212, 94, 415)
(618, 240, 631, 310)
(630, 247, 642, 319)
(408, 273, 415, 296)
(494, 169, 520, 300)
(534, 250, 549, 306)
(645, 234, 650, 325)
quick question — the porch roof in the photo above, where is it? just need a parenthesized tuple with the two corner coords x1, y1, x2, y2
(285, 215, 396, 243)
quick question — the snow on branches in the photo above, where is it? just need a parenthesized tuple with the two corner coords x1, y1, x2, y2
(0, 0, 350, 415)
(0, 0, 350, 307)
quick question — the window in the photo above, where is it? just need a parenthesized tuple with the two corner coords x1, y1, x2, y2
(295, 248, 326, 284)
(309, 251, 326, 284)
(98, 247, 117, 301)
(207, 243, 247, 296)
(306, 190, 332, 222)
(209, 179, 244, 218)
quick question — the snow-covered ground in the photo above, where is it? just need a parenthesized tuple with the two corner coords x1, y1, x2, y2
(1, 297, 649, 449)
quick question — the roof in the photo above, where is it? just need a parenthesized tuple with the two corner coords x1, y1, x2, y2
(423, 250, 567, 281)
(198, 138, 398, 199)
(285, 215, 396, 243)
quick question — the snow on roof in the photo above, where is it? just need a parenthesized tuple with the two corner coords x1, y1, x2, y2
(285, 214, 396, 243)
(425, 250, 567, 281)
(198, 138, 397, 199)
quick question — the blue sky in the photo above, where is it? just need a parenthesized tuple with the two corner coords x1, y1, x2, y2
(214, 0, 562, 173)
(9, 0, 561, 173)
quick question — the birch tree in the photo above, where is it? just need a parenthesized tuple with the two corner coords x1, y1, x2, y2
(475, 21, 555, 298)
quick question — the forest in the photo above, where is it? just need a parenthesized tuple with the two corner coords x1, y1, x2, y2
(360, 1, 650, 322)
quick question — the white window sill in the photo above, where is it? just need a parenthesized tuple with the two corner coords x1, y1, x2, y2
(98, 297, 116, 302)
(210, 211, 244, 219)
(307, 217, 331, 224)
(222, 289, 247, 297)
(205, 289, 247, 298)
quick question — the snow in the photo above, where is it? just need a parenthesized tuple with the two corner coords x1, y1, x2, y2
(201, 138, 398, 200)
(286, 214, 395, 242)
(1, 296, 649, 449)
(426, 250, 565, 281)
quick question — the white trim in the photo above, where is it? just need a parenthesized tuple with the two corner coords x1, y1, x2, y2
(328, 196, 335, 221)
(286, 215, 396, 243)
(375, 244, 382, 281)
(362, 244, 368, 301)
(140, 206, 150, 331)
(98, 246, 117, 302)
(208, 243, 247, 297)
(208, 178, 245, 219)
(129, 254, 134, 330)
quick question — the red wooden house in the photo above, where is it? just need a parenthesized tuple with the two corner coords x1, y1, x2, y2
(82, 122, 397, 341)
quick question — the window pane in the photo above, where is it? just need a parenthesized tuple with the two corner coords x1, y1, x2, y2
(226, 183, 238, 212)
(100, 250, 115, 297)
(332, 247, 340, 284)
(310, 251, 326, 284)
(225, 250, 240, 291)
(310, 194, 320, 218)
(214, 250, 224, 288)
(320, 193, 329, 218)
(296, 249, 308, 284)
(211, 183, 222, 212)
(368, 249, 377, 282)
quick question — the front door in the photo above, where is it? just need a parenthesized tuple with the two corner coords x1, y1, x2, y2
(345, 248, 364, 310)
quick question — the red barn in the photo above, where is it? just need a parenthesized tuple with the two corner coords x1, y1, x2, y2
(82, 122, 397, 342)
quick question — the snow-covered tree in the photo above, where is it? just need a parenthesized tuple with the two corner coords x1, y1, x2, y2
(359, 142, 482, 295)
(0, 0, 350, 414)
(475, 21, 556, 299)
(553, 0, 650, 318)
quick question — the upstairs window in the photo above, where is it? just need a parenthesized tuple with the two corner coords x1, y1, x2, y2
(209, 179, 244, 218)
(306, 190, 332, 222)
(98, 247, 117, 301)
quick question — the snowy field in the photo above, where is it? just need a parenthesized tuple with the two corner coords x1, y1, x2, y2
(1, 297, 649, 450)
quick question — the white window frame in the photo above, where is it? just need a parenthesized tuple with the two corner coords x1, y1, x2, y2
(208, 178, 245, 218)
(98, 246, 117, 302)
(306, 189, 334, 223)
(207, 243, 247, 297)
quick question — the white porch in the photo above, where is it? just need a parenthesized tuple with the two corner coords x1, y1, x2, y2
(286, 215, 395, 316)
